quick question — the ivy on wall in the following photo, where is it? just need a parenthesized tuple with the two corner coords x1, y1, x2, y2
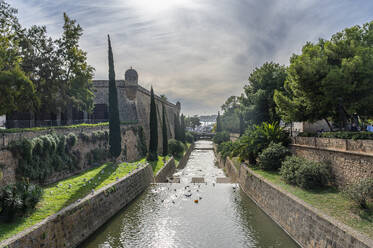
(9, 133, 80, 183)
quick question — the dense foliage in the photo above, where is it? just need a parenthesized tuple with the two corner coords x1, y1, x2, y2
(280, 156, 332, 190)
(147, 87, 158, 161)
(216, 111, 222, 132)
(258, 142, 289, 171)
(0, 2, 94, 115)
(180, 114, 186, 143)
(185, 131, 194, 143)
(274, 21, 373, 128)
(168, 139, 185, 158)
(107, 35, 121, 158)
(10, 133, 80, 182)
(136, 126, 148, 157)
(344, 178, 373, 209)
(241, 62, 287, 125)
(174, 113, 182, 141)
(231, 122, 290, 164)
(213, 131, 230, 145)
(217, 141, 234, 160)
(0, 180, 43, 222)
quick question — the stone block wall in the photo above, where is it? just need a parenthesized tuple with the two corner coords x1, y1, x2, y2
(154, 157, 176, 183)
(0, 125, 142, 187)
(239, 164, 373, 248)
(0, 164, 154, 248)
(291, 137, 373, 186)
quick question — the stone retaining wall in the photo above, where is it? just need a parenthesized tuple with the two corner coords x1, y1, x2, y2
(291, 137, 373, 186)
(0, 164, 154, 248)
(238, 164, 373, 248)
(154, 157, 176, 183)
(0, 125, 141, 187)
(177, 143, 195, 169)
(292, 136, 373, 154)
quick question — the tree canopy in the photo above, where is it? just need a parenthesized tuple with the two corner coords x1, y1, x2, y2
(275, 21, 373, 128)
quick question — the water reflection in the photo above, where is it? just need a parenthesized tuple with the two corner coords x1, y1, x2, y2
(79, 141, 299, 248)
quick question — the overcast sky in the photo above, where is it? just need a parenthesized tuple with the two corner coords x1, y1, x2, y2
(11, 0, 373, 116)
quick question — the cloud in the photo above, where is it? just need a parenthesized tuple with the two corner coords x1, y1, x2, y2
(11, 0, 373, 115)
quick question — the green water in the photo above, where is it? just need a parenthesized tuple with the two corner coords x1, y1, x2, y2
(79, 141, 299, 248)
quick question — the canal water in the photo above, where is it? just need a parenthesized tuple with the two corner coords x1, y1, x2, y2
(80, 141, 299, 248)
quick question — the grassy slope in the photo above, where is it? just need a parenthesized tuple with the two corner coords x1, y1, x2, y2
(251, 168, 373, 238)
(0, 159, 146, 242)
(0, 143, 192, 241)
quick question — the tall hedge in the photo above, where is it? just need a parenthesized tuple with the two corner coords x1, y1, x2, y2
(174, 113, 181, 141)
(180, 114, 186, 143)
(162, 104, 168, 156)
(107, 35, 121, 158)
(147, 87, 158, 161)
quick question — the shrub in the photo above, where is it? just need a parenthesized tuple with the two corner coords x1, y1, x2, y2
(258, 142, 289, 171)
(344, 178, 373, 209)
(0, 180, 43, 222)
(168, 139, 185, 157)
(185, 131, 194, 143)
(218, 141, 234, 159)
(295, 160, 331, 190)
(10, 133, 79, 183)
(213, 131, 230, 145)
(280, 156, 305, 185)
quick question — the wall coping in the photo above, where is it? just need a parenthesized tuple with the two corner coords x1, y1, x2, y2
(0, 163, 152, 247)
(241, 164, 373, 248)
(290, 143, 373, 158)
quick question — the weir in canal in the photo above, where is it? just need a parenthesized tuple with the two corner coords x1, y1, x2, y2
(79, 140, 299, 248)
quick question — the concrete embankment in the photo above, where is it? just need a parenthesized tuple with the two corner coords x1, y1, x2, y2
(216, 151, 373, 248)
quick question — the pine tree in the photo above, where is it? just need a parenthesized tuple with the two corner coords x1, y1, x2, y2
(180, 114, 186, 143)
(162, 104, 168, 156)
(216, 111, 222, 132)
(147, 87, 158, 161)
(107, 35, 121, 158)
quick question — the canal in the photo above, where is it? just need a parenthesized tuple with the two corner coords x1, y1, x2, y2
(79, 141, 299, 248)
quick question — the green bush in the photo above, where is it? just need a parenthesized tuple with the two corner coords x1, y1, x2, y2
(213, 131, 230, 145)
(258, 142, 289, 171)
(344, 178, 373, 209)
(280, 156, 305, 185)
(295, 160, 331, 190)
(280, 156, 332, 189)
(10, 133, 79, 183)
(185, 131, 194, 143)
(0, 180, 43, 222)
(168, 139, 185, 157)
(218, 141, 234, 159)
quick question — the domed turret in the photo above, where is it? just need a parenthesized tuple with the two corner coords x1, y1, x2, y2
(125, 67, 138, 84)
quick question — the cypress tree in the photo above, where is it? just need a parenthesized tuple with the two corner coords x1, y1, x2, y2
(162, 104, 168, 156)
(147, 87, 158, 161)
(216, 111, 222, 132)
(107, 35, 121, 158)
(174, 113, 181, 141)
(180, 114, 186, 143)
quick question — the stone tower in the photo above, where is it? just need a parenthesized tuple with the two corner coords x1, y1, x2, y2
(124, 67, 138, 101)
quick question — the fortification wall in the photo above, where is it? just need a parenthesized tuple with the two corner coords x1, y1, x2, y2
(0, 125, 142, 188)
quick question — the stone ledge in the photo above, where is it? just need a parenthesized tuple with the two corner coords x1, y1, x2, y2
(290, 143, 373, 158)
